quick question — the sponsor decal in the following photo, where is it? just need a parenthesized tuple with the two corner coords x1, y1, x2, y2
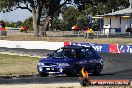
(64, 42, 70, 46)
(89, 80, 130, 85)
(109, 44, 132, 53)
(109, 44, 119, 53)
(125, 45, 132, 53)
(79, 67, 131, 86)
(71, 42, 132, 53)
(71, 42, 109, 52)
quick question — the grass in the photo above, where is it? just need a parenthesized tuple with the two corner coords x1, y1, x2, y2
(0, 35, 132, 45)
(0, 53, 40, 76)
(0, 34, 132, 76)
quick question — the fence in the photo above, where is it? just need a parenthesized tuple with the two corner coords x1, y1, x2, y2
(0, 30, 132, 38)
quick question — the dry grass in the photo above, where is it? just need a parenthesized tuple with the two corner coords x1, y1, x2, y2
(0, 53, 39, 76)
(0, 35, 132, 45)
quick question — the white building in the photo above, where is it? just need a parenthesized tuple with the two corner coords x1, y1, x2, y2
(98, 0, 132, 34)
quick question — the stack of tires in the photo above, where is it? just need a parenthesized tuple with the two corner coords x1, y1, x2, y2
(0, 28, 7, 36)
(0, 21, 7, 36)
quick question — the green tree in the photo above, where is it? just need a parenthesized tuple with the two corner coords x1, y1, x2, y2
(82, 0, 130, 15)
(6, 22, 16, 27)
(61, 6, 80, 30)
(21, 16, 33, 31)
(0, 0, 109, 37)
(51, 18, 62, 31)
(75, 0, 130, 31)
(76, 14, 90, 30)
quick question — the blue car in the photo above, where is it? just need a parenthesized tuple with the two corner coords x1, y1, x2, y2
(37, 45, 103, 77)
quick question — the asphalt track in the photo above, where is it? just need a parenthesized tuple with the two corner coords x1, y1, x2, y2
(0, 48, 132, 84)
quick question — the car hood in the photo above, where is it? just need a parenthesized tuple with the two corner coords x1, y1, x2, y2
(39, 57, 74, 63)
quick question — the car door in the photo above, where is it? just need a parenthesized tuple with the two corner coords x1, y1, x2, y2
(85, 48, 99, 67)
(75, 49, 89, 67)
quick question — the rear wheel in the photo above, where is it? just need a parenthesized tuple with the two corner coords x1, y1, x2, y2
(65, 64, 82, 77)
(92, 64, 103, 75)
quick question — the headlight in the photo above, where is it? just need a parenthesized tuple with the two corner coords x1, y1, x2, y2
(89, 59, 103, 64)
(89, 59, 97, 63)
(97, 59, 103, 65)
(38, 62, 44, 66)
(58, 63, 70, 67)
(38, 67, 43, 72)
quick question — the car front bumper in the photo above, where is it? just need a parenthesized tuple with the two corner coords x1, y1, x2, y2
(37, 65, 66, 75)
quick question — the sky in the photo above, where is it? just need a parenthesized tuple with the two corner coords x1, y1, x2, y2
(0, 0, 67, 22)
(0, 1, 65, 23)
(0, 8, 32, 22)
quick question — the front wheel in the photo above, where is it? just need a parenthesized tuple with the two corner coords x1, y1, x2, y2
(39, 73, 49, 77)
(65, 69, 78, 77)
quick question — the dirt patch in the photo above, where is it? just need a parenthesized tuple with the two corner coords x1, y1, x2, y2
(0, 83, 131, 88)
(0, 83, 81, 88)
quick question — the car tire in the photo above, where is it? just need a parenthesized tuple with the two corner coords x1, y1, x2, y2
(92, 64, 103, 76)
(39, 73, 49, 77)
(65, 64, 82, 77)
(66, 69, 78, 77)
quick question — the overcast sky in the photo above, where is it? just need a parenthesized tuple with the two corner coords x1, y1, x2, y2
(0, 8, 32, 22)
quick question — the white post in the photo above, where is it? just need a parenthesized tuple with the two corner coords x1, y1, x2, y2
(107, 33, 109, 38)
(129, 32, 131, 38)
(49, 17, 51, 31)
(97, 31, 99, 38)
(130, 0, 132, 9)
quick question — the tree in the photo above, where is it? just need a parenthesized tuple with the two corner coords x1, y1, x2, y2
(82, 0, 130, 15)
(61, 6, 80, 31)
(21, 16, 33, 32)
(76, 14, 90, 30)
(0, 0, 83, 36)
(75, 0, 130, 31)
(0, 0, 110, 37)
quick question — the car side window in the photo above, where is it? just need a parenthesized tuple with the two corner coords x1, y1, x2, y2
(85, 49, 94, 58)
(53, 49, 63, 57)
(75, 49, 86, 58)
(63, 49, 74, 58)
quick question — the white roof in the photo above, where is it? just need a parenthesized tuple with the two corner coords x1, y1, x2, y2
(105, 0, 132, 16)
(105, 7, 132, 16)
(95, 0, 132, 17)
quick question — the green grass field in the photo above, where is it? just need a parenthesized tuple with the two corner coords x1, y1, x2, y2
(0, 53, 39, 76)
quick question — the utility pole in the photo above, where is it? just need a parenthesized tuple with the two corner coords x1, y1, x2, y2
(49, 17, 51, 31)
(130, 0, 132, 9)
(130, 0, 132, 29)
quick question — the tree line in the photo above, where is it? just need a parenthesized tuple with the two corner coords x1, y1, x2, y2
(0, 0, 130, 36)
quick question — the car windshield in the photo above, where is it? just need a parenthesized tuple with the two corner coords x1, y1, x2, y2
(52, 48, 86, 58)
(52, 48, 63, 58)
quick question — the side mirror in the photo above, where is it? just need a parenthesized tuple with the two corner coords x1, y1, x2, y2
(47, 54, 52, 57)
